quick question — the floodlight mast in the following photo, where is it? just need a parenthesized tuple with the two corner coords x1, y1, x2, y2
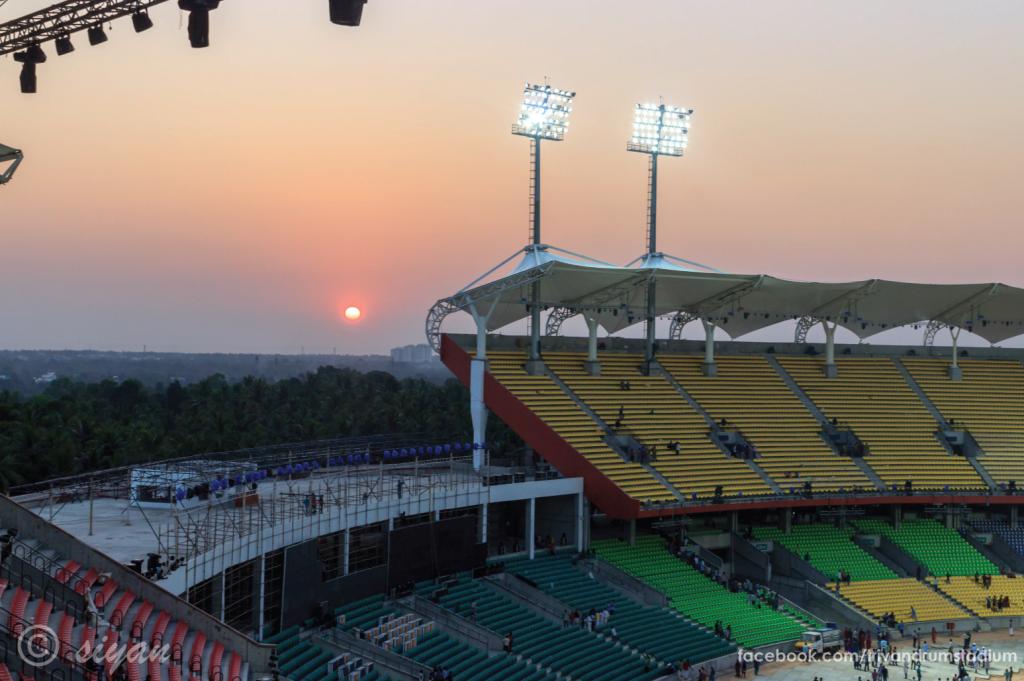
(627, 100, 692, 370)
(511, 81, 575, 374)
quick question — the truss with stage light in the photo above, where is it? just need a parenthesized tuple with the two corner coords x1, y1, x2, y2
(0, 143, 23, 184)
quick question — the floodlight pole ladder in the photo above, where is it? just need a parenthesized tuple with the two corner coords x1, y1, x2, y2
(528, 135, 543, 368)
(645, 150, 659, 368)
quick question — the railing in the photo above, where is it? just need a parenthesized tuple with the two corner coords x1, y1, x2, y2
(485, 573, 566, 623)
(0, 602, 88, 681)
(584, 558, 668, 607)
(9, 537, 86, 615)
(318, 627, 431, 681)
(402, 594, 503, 653)
(639, 485, 1009, 511)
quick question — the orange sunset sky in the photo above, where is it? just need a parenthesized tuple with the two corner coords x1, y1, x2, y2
(2, 1, 1022, 353)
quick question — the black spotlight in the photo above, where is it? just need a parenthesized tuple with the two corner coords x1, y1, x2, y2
(55, 35, 75, 55)
(25, 44, 47, 64)
(329, 0, 367, 26)
(87, 25, 108, 46)
(14, 48, 44, 93)
(178, 0, 220, 48)
(132, 10, 154, 33)
(16, 60, 37, 94)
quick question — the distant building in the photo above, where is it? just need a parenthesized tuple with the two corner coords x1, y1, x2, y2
(34, 371, 57, 384)
(390, 344, 435, 364)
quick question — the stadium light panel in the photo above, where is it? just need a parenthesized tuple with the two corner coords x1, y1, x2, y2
(132, 10, 154, 33)
(87, 25, 108, 46)
(511, 82, 576, 141)
(330, 0, 367, 26)
(55, 35, 75, 56)
(627, 101, 692, 156)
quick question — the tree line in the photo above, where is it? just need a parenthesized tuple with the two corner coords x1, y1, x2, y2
(0, 366, 518, 492)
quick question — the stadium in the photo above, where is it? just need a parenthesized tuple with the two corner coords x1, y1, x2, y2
(3, 3, 1024, 681)
(2, 247, 1024, 681)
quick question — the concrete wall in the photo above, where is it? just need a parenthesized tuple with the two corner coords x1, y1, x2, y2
(768, 542, 828, 585)
(730, 533, 771, 584)
(876, 536, 925, 578)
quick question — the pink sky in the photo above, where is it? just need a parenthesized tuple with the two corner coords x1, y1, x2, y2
(2, 0, 1022, 353)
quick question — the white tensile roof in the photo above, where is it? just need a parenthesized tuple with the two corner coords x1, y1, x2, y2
(436, 246, 1024, 343)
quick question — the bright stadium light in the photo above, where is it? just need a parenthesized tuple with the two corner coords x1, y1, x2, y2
(627, 99, 693, 370)
(627, 101, 692, 156)
(511, 80, 576, 373)
(512, 82, 575, 141)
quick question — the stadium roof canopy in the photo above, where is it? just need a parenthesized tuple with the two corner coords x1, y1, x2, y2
(428, 245, 1024, 345)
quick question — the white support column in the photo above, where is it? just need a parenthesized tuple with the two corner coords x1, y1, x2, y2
(256, 555, 266, 641)
(469, 305, 490, 472)
(219, 571, 226, 622)
(627, 518, 637, 546)
(576, 492, 586, 552)
(702, 319, 717, 377)
(480, 503, 488, 545)
(527, 497, 536, 560)
(342, 528, 350, 576)
(823, 320, 838, 378)
(584, 316, 601, 375)
(1011, 506, 1019, 530)
(949, 327, 963, 380)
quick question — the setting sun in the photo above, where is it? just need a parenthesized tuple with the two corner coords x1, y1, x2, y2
(343, 305, 362, 321)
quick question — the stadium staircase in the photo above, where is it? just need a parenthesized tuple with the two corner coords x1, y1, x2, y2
(751, 525, 898, 582)
(592, 536, 808, 649)
(900, 357, 1024, 488)
(543, 352, 772, 501)
(486, 351, 677, 504)
(651, 361, 783, 494)
(265, 626, 378, 681)
(775, 356, 984, 490)
(765, 355, 888, 491)
(972, 520, 1024, 559)
(542, 366, 688, 502)
(894, 359, 999, 492)
(661, 355, 871, 493)
(851, 519, 1000, 578)
(415, 574, 667, 680)
(336, 594, 548, 681)
(504, 554, 734, 664)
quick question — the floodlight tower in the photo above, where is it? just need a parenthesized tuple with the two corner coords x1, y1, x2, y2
(627, 100, 693, 369)
(512, 81, 575, 374)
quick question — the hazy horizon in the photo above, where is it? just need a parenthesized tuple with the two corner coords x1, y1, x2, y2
(3, 1, 1023, 354)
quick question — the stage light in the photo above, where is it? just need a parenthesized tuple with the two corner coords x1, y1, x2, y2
(13, 51, 41, 93)
(25, 44, 47, 64)
(512, 82, 576, 141)
(178, 0, 220, 48)
(87, 25, 108, 46)
(55, 35, 75, 55)
(132, 10, 154, 33)
(627, 101, 692, 157)
(19, 62, 36, 94)
(329, 0, 367, 26)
